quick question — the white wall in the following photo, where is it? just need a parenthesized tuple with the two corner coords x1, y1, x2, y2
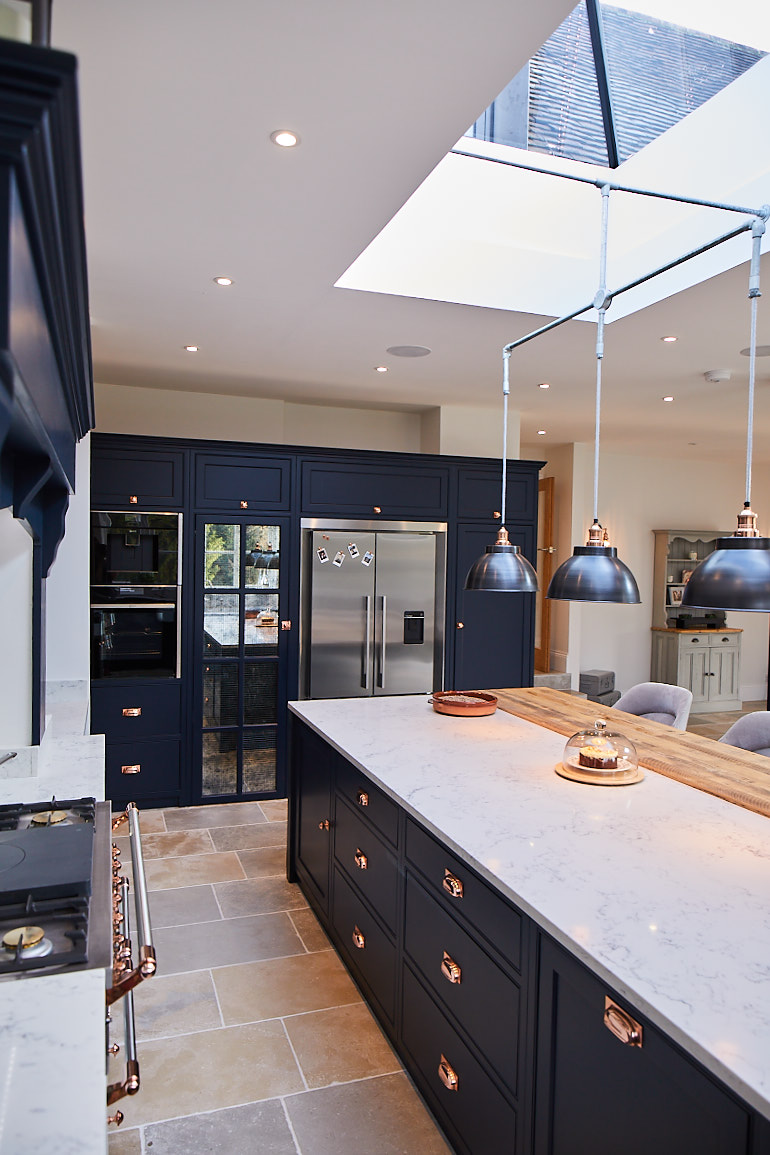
(420, 403, 519, 458)
(0, 507, 33, 745)
(45, 435, 91, 686)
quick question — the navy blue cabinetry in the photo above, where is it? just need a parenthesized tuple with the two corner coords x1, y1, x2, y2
(93, 680, 182, 807)
(300, 458, 449, 519)
(194, 452, 292, 511)
(91, 447, 186, 510)
(457, 466, 537, 522)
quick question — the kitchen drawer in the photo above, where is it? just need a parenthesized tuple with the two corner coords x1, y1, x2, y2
(300, 459, 448, 519)
(105, 737, 181, 801)
(335, 758, 399, 846)
(679, 632, 739, 649)
(194, 452, 292, 511)
(404, 872, 522, 1096)
(401, 964, 518, 1155)
(332, 868, 397, 1023)
(334, 798, 399, 933)
(406, 818, 522, 971)
(91, 681, 181, 740)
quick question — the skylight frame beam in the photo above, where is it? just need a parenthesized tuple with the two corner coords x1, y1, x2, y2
(585, 0, 620, 169)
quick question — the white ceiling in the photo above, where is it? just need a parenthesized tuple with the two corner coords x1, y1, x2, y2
(51, 0, 770, 464)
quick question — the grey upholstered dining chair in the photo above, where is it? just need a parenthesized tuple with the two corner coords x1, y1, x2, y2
(613, 682, 693, 730)
(718, 712, 770, 757)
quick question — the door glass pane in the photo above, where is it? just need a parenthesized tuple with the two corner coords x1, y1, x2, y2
(202, 731, 238, 796)
(244, 663, 278, 724)
(204, 593, 239, 654)
(243, 729, 277, 793)
(204, 524, 240, 587)
(203, 662, 239, 728)
(245, 525, 280, 589)
(244, 594, 279, 655)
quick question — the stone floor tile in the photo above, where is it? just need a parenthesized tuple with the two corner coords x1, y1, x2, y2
(140, 828, 215, 859)
(154, 912, 304, 974)
(285, 1002, 401, 1089)
(143, 1099, 298, 1154)
(259, 798, 289, 822)
(164, 801, 268, 830)
(131, 807, 167, 833)
(145, 850, 245, 891)
(132, 969, 222, 1040)
(210, 820, 288, 852)
(214, 875, 307, 918)
(226, 844, 286, 879)
(213, 950, 360, 1025)
(149, 884, 222, 929)
(114, 1020, 304, 1127)
(107, 1128, 142, 1155)
(289, 908, 333, 954)
(286, 1073, 452, 1155)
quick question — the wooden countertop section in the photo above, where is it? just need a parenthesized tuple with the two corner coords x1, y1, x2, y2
(492, 686, 770, 819)
(650, 626, 742, 633)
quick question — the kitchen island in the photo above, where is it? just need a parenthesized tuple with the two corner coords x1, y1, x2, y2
(288, 693, 770, 1155)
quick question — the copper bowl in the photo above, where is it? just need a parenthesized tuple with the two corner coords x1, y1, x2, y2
(429, 691, 498, 717)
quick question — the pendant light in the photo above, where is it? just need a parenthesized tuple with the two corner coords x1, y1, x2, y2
(463, 360, 539, 592)
(682, 217, 770, 612)
(547, 184, 640, 604)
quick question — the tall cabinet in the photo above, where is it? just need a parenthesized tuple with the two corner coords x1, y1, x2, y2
(91, 434, 542, 807)
(649, 530, 742, 713)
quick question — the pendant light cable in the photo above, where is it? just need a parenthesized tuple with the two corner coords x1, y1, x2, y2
(502, 351, 510, 528)
(745, 219, 764, 509)
(592, 184, 611, 528)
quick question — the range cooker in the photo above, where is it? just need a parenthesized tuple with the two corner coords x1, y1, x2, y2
(0, 796, 112, 978)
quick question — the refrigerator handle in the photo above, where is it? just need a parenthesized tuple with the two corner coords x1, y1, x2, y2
(377, 595, 387, 689)
(363, 595, 372, 690)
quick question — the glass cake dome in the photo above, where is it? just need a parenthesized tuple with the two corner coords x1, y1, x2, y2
(560, 719, 640, 785)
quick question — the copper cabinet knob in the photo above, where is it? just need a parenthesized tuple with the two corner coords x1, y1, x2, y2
(373, 506, 381, 514)
(318, 819, 330, 831)
(456, 621, 464, 630)
(108, 1043, 120, 1056)
(352, 926, 366, 950)
(357, 790, 369, 807)
(107, 1111, 124, 1127)
(493, 510, 501, 519)
(442, 869, 464, 899)
(438, 1054, 459, 1091)
(354, 848, 368, 871)
(604, 996, 643, 1047)
(440, 951, 462, 984)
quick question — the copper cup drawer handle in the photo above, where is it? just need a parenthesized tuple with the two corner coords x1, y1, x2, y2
(318, 819, 330, 831)
(441, 951, 462, 984)
(354, 848, 368, 871)
(352, 926, 366, 950)
(122, 707, 142, 717)
(604, 997, 643, 1047)
(357, 790, 369, 807)
(438, 1054, 459, 1092)
(442, 869, 464, 899)
(121, 764, 141, 775)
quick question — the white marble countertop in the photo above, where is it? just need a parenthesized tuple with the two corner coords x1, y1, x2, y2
(289, 694, 770, 1120)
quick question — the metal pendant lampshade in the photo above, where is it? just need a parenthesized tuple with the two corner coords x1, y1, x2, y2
(681, 218, 770, 612)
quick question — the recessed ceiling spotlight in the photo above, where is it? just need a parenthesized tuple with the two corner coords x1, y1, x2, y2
(184, 345, 199, 353)
(537, 429, 547, 436)
(662, 395, 674, 402)
(538, 382, 550, 389)
(213, 277, 233, 287)
(385, 345, 431, 358)
(661, 335, 678, 343)
(740, 345, 770, 356)
(270, 129, 299, 148)
(375, 366, 388, 373)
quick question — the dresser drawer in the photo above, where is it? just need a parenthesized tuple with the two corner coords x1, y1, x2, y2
(679, 632, 739, 649)
(401, 965, 518, 1155)
(334, 798, 399, 933)
(91, 681, 181, 740)
(332, 868, 397, 1023)
(335, 758, 399, 846)
(105, 737, 181, 800)
(404, 873, 521, 1095)
(406, 819, 522, 971)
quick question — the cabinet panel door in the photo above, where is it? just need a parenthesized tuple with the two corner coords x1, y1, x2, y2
(678, 645, 709, 704)
(453, 524, 535, 690)
(105, 737, 181, 804)
(457, 467, 537, 522)
(709, 646, 739, 702)
(534, 936, 750, 1155)
(91, 448, 185, 509)
(294, 724, 334, 913)
(300, 460, 448, 519)
(194, 454, 291, 511)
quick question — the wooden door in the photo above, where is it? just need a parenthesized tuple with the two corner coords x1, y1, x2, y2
(535, 476, 555, 673)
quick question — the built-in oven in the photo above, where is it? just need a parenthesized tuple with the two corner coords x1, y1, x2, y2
(90, 512, 182, 680)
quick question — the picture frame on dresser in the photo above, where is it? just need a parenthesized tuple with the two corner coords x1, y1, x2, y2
(667, 583, 685, 606)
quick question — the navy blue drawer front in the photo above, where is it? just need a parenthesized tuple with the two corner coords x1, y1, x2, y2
(401, 964, 518, 1155)
(194, 453, 292, 510)
(91, 449, 185, 509)
(301, 460, 448, 518)
(334, 758, 399, 846)
(91, 682, 181, 741)
(332, 868, 397, 1023)
(334, 798, 399, 933)
(406, 819, 522, 971)
(457, 466, 537, 522)
(105, 737, 181, 799)
(404, 873, 521, 1096)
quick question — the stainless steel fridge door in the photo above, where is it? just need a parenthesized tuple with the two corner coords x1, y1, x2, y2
(309, 531, 376, 698)
(374, 533, 436, 696)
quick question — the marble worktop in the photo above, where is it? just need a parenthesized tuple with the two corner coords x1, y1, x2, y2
(289, 694, 770, 1119)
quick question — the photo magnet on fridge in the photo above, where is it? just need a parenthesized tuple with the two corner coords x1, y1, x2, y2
(347, 542, 359, 558)
(361, 550, 374, 567)
(317, 548, 329, 564)
(332, 550, 346, 567)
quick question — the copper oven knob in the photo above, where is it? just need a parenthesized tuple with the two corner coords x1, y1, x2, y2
(107, 1111, 124, 1127)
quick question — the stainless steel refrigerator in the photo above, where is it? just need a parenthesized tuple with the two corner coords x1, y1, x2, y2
(300, 520, 446, 698)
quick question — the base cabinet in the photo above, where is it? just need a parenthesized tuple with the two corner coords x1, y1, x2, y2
(650, 629, 741, 713)
(290, 718, 766, 1155)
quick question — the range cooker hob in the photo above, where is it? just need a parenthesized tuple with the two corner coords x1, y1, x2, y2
(0, 797, 112, 978)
